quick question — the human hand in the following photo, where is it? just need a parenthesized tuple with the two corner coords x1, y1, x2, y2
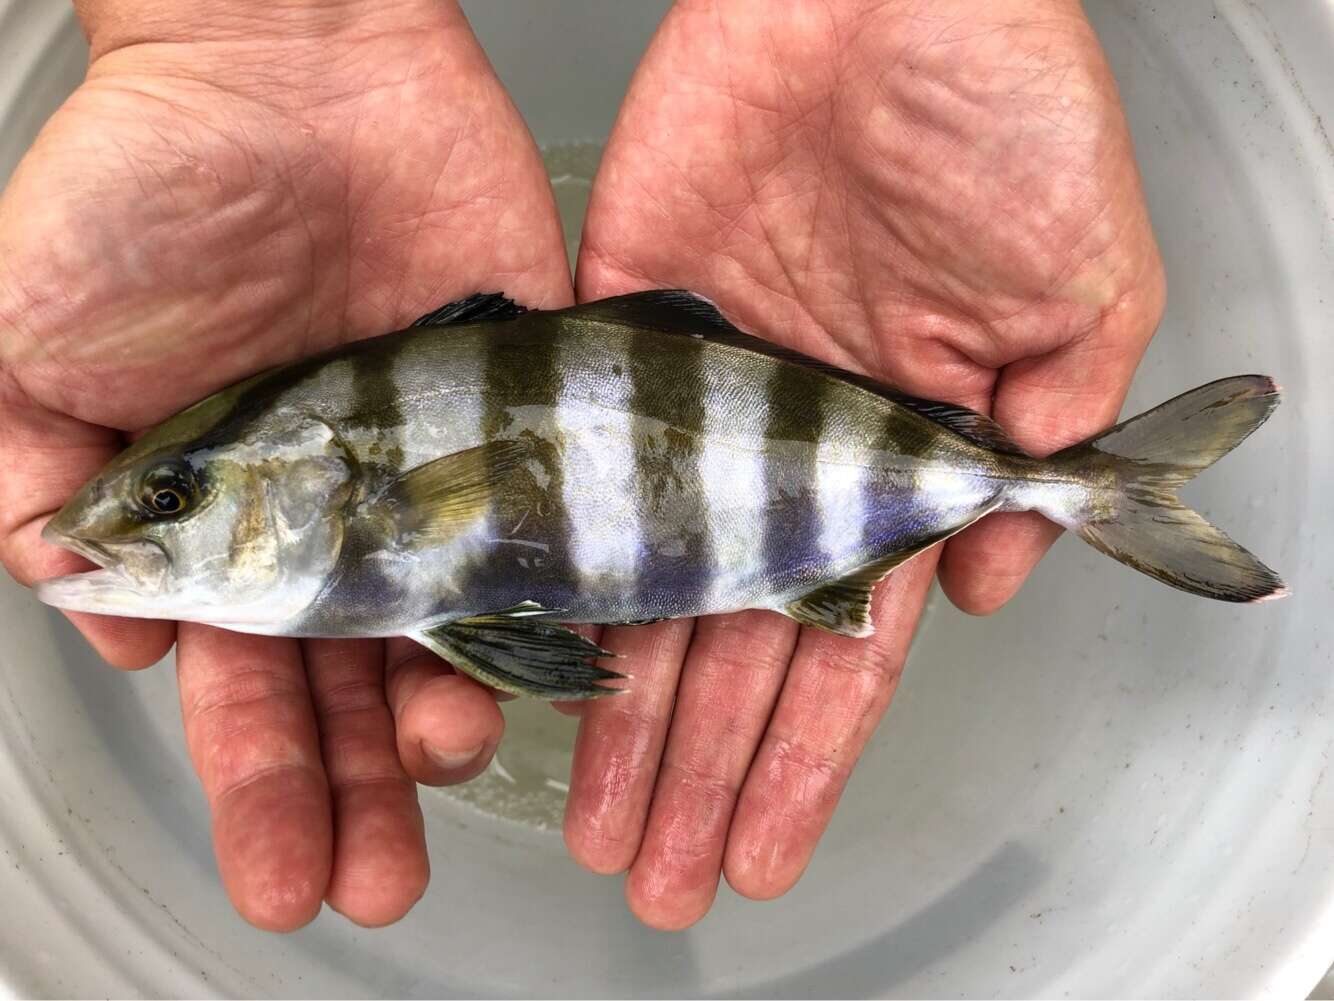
(0, 0, 569, 929)
(567, 0, 1165, 929)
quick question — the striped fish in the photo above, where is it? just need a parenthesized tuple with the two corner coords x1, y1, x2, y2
(37, 291, 1287, 697)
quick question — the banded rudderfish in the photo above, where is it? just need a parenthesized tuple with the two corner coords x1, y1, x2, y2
(36, 291, 1286, 698)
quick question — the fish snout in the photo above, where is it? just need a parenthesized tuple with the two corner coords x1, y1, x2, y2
(41, 515, 115, 569)
(41, 506, 78, 546)
(41, 473, 110, 540)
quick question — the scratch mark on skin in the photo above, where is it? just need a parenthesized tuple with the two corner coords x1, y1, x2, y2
(490, 538, 550, 553)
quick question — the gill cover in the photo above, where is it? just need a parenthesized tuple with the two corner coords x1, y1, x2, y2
(38, 414, 357, 628)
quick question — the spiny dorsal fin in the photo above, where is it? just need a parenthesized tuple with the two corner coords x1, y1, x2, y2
(570, 290, 1027, 456)
(411, 292, 529, 327)
(562, 288, 738, 336)
(415, 615, 624, 700)
(782, 500, 1004, 636)
(372, 439, 529, 544)
(879, 396, 1028, 456)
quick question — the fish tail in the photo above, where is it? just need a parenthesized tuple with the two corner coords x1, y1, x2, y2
(1050, 375, 1287, 602)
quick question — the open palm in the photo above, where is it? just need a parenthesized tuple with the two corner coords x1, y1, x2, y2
(0, 1, 568, 928)
(567, 0, 1165, 929)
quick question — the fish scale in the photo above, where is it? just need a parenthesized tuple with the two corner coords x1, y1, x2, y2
(37, 290, 1288, 699)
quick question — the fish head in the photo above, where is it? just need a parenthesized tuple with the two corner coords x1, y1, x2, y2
(37, 410, 356, 628)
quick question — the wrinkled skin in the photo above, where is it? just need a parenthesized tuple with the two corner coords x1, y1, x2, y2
(0, 0, 568, 929)
(565, 0, 1165, 930)
(0, 0, 1165, 934)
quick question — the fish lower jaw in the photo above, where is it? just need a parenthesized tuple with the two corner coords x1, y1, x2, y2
(36, 571, 319, 635)
(34, 569, 166, 617)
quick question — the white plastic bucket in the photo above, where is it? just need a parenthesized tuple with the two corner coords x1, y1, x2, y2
(1, 1, 1331, 995)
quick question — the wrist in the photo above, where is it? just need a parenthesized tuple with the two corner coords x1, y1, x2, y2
(74, 0, 465, 60)
(665, 0, 1087, 30)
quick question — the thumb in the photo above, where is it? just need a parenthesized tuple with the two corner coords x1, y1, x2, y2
(0, 387, 176, 667)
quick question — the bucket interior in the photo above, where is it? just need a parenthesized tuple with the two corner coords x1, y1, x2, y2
(0, 1, 1331, 996)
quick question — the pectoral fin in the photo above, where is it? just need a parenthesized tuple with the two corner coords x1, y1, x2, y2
(373, 439, 529, 545)
(414, 608, 625, 700)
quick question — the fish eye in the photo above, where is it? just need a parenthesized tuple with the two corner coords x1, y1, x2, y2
(149, 488, 184, 514)
(138, 463, 195, 518)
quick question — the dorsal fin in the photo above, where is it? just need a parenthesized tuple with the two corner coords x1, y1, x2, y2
(878, 396, 1027, 456)
(567, 290, 1027, 456)
(562, 288, 738, 336)
(411, 292, 529, 327)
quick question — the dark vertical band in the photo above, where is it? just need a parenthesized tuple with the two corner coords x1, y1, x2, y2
(468, 317, 577, 611)
(626, 327, 716, 616)
(762, 362, 830, 593)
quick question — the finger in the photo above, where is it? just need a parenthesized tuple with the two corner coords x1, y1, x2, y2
(563, 618, 694, 876)
(303, 639, 427, 927)
(384, 636, 504, 786)
(176, 625, 330, 931)
(936, 512, 1062, 616)
(0, 402, 174, 668)
(940, 282, 1164, 614)
(624, 611, 797, 931)
(725, 555, 935, 900)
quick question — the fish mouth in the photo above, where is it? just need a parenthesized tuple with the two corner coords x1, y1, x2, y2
(47, 531, 116, 569)
(37, 526, 170, 616)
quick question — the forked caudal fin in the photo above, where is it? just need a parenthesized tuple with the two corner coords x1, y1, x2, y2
(1054, 375, 1287, 603)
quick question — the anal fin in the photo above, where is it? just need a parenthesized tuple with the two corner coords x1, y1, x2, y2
(414, 608, 625, 700)
(783, 503, 1001, 637)
(783, 551, 920, 638)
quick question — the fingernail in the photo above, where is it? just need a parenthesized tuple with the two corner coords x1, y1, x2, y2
(422, 740, 486, 772)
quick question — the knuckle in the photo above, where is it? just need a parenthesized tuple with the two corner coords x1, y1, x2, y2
(819, 644, 898, 686)
(185, 667, 308, 722)
(767, 734, 841, 786)
(603, 698, 671, 737)
(661, 760, 738, 816)
(319, 725, 409, 789)
(311, 677, 385, 719)
(212, 759, 314, 810)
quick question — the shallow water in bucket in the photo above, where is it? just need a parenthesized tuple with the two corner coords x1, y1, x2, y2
(1, 1, 1333, 997)
(438, 667, 579, 831)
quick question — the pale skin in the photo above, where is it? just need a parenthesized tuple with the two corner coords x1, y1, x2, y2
(0, 0, 1163, 931)
(0, 0, 564, 929)
(566, 0, 1164, 929)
